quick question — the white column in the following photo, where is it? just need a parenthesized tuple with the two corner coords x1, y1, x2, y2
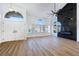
(77, 4, 79, 42)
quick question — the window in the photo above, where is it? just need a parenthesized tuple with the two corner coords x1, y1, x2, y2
(4, 11, 23, 21)
(35, 19, 45, 25)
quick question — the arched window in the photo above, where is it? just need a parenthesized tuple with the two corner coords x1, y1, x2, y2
(4, 11, 23, 21)
(35, 19, 45, 25)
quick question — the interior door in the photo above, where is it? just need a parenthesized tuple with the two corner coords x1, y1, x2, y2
(3, 18, 25, 41)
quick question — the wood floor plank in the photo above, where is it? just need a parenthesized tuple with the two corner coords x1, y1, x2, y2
(0, 36, 79, 56)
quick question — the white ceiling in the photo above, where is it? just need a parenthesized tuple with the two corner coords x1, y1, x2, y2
(0, 3, 67, 18)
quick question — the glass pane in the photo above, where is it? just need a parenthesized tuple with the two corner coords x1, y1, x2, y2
(4, 11, 23, 21)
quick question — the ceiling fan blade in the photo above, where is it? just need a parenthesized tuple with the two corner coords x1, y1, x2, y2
(51, 10, 55, 13)
(51, 10, 57, 14)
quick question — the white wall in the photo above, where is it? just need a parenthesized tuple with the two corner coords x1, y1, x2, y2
(0, 17, 2, 42)
(77, 4, 79, 42)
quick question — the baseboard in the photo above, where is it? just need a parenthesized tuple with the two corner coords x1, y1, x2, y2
(0, 38, 27, 44)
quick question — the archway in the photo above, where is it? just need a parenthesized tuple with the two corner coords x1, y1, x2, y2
(3, 11, 25, 41)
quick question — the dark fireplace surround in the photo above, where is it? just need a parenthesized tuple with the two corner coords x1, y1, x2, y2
(57, 3, 77, 41)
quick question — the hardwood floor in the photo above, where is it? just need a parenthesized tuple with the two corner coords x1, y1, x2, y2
(0, 36, 79, 56)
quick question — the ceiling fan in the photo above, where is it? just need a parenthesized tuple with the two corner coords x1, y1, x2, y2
(51, 3, 59, 16)
(47, 3, 59, 17)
